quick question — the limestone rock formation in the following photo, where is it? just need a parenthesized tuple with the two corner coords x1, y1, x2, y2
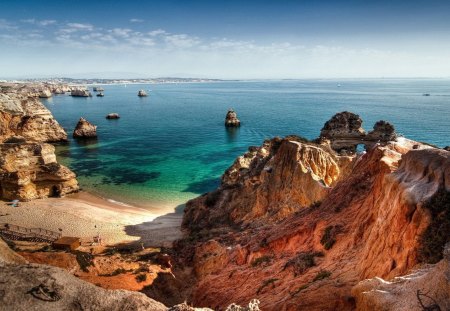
(0, 92, 68, 143)
(320, 112, 397, 153)
(38, 89, 52, 98)
(367, 120, 397, 141)
(0, 141, 79, 200)
(175, 115, 449, 310)
(138, 90, 148, 97)
(352, 243, 450, 311)
(225, 109, 240, 127)
(73, 117, 97, 138)
(106, 113, 120, 119)
(71, 89, 91, 97)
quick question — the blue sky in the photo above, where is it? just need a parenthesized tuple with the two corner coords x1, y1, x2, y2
(1, 0, 450, 78)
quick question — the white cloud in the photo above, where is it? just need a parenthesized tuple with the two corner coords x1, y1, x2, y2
(21, 19, 56, 26)
(148, 29, 166, 36)
(130, 18, 144, 23)
(164, 34, 200, 48)
(66, 23, 94, 31)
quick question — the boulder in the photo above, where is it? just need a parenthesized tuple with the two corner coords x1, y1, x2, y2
(138, 90, 148, 97)
(224, 109, 240, 127)
(106, 113, 120, 119)
(73, 117, 97, 138)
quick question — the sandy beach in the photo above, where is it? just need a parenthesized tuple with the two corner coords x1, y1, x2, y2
(0, 191, 183, 248)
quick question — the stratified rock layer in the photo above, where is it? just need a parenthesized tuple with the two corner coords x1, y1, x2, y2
(352, 244, 450, 311)
(0, 141, 79, 200)
(0, 93, 67, 143)
(176, 113, 449, 310)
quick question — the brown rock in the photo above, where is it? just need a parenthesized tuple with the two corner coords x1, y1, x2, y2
(73, 117, 97, 138)
(177, 131, 450, 310)
(71, 89, 91, 97)
(0, 93, 67, 143)
(0, 141, 79, 200)
(225, 109, 240, 127)
(106, 113, 120, 119)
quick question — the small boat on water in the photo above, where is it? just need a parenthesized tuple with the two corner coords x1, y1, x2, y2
(423, 93, 430, 96)
(96, 92, 104, 97)
(93, 87, 104, 92)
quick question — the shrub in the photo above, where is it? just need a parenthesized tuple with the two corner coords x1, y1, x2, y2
(256, 278, 278, 294)
(310, 201, 322, 209)
(251, 255, 272, 267)
(418, 188, 450, 263)
(320, 225, 340, 250)
(283, 251, 324, 276)
(74, 251, 94, 272)
(313, 269, 331, 281)
(135, 273, 147, 283)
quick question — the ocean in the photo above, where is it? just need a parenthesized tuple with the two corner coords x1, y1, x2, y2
(42, 79, 450, 212)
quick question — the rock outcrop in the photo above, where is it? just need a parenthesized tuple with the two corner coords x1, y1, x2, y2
(0, 261, 167, 311)
(174, 114, 449, 310)
(73, 117, 97, 138)
(106, 113, 120, 119)
(352, 243, 450, 311)
(0, 92, 68, 143)
(224, 109, 240, 127)
(71, 89, 91, 97)
(319, 111, 397, 153)
(0, 83, 78, 201)
(0, 140, 79, 200)
(138, 90, 148, 97)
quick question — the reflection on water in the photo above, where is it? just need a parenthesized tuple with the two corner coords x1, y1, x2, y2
(225, 126, 240, 142)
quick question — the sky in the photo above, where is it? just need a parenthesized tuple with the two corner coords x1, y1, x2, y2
(1, 0, 450, 79)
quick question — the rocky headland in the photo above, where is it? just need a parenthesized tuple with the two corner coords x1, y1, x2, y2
(167, 112, 450, 310)
(0, 83, 79, 201)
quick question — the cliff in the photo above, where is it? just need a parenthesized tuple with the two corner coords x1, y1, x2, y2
(0, 92, 67, 143)
(174, 113, 450, 310)
(0, 84, 79, 201)
(0, 140, 79, 200)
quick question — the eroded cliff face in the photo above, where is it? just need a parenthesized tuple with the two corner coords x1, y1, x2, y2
(175, 113, 449, 311)
(0, 92, 67, 143)
(0, 84, 79, 201)
(0, 141, 79, 200)
(184, 137, 353, 230)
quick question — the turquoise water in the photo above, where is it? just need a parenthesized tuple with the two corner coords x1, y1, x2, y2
(42, 79, 450, 211)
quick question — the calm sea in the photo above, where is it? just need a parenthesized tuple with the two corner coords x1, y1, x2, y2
(42, 79, 450, 212)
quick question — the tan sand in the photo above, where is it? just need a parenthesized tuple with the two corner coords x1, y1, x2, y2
(0, 191, 183, 247)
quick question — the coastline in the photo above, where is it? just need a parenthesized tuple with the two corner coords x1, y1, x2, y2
(0, 190, 183, 248)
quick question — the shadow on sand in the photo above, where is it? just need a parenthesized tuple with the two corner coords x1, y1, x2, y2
(121, 204, 186, 249)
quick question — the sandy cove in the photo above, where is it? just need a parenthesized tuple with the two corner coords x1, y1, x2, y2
(0, 191, 182, 248)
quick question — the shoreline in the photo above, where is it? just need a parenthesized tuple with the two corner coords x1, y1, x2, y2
(0, 190, 184, 248)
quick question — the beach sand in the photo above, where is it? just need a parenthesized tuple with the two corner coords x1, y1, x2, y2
(0, 191, 183, 248)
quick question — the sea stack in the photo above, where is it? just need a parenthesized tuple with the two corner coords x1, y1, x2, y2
(106, 113, 120, 119)
(225, 109, 240, 127)
(138, 90, 148, 97)
(73, 117, 97, 138)
(71, 89, 91, 97)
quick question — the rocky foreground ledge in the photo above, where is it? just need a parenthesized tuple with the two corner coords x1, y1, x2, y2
(0, 83, 79, 200)
(169, 112, 449, 310)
